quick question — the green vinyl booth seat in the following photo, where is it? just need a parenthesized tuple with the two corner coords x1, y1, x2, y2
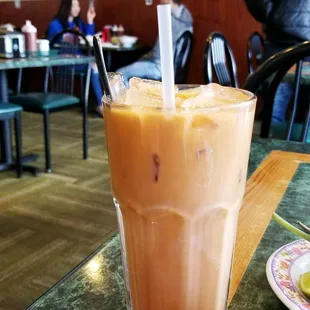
(10, 93, 80, 112)
(10, 92, 82, 173)
(0, 103, 23, 114)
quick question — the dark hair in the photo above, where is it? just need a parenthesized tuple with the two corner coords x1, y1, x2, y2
(55, 0, 80, 30)
(172, 0, 181, 3)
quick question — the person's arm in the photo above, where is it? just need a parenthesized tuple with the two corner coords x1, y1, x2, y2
(47, 19, 63, 42)
(171, 5, 193, 29)
(244, 0, 274, 23)
(80, 21, 95, 36)
(82, 5, 96, 36)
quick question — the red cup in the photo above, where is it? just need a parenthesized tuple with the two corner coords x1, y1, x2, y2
(102, 26, 111, 43)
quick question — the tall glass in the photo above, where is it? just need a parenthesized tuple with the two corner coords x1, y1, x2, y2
(103, 83, 256, 310)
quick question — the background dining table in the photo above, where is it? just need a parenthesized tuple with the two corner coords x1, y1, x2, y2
(0, 51, 94, 175)
(27, 137, 310, 310)
(101, 43, 150, 72)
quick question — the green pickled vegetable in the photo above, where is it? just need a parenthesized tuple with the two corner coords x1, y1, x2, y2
(272, 213, 310, 242)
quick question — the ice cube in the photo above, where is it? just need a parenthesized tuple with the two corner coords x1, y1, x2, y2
(129, 77, 162, 92)
(180, 83, 252, 108)
(125, 88, 163, 107)
(128, 78, 178, 104)
(202, 83, 251, 104)
(123, 78, 161, 107)
(108, 73, 127, 104)
(123, 78, 165, 107)
(176, 86, 203, 99)
(129, 78, 163, 100)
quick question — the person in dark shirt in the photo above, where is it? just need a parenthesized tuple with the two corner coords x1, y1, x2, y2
(244, 0, 310, 124)
(117, 0, 193, 86)
(47, 0, 104, 116)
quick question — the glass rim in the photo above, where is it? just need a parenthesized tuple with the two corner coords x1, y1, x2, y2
(102, 84, 257, 113)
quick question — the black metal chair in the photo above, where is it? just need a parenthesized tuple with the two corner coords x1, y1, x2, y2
(247, 32, 265, 74)
(174, 30, 193, 84)
(50, 29, 92, 106)
(204, 32, 238, 88)
(243, 41, 310, 142)
(0, 103, 22, 177)
(44, 28, 87, 102)
(10, 29, 92, 173)
(139, 30, 193, 83)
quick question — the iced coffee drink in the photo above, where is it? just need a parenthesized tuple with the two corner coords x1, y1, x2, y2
(104, 78, 256, 310)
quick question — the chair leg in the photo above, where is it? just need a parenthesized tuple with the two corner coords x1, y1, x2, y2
(43, 110, 52, 173)
(83, 103, 88, 160)
(301, 106, 310, 143)
(286, 60, 302, 141)
(14, 112, 22, 178)
(17, 68, 22, 95)
(80, 75, 85, 103)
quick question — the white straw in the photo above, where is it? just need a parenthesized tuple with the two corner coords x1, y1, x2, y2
(157, 4, 175, 109)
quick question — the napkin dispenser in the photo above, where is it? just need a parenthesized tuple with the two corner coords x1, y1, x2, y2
(0, 31, 26, 59)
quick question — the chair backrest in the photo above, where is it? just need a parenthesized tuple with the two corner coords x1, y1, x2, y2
(247, 32, 265, 74)
(204, 32, 238, 88)
(174, 30, 193, 84)
(243, 41, 310, 142)
(48, 29, 91, 95)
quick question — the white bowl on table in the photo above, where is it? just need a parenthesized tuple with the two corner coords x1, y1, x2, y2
(119, 35, 138, 48)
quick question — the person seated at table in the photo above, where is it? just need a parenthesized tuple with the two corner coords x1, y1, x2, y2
(117, 0, 193, 86)
(47, 0, 104, 116)
(244, 0, 310, 124)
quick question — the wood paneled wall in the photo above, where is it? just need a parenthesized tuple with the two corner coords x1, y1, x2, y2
(0, 0, 261, 84)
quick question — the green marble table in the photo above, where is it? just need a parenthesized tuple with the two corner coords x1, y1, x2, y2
(0, 50, 94, 70)
(27, 138, 310, 310)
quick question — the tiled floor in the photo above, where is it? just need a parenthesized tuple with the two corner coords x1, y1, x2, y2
(0, 110, 117, 310)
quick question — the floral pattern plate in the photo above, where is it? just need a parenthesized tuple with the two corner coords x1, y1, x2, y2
(266, 239, 310, 310)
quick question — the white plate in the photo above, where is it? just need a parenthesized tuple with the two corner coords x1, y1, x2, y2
(101, 42, 119, 49)
(266, 239, 310, 310)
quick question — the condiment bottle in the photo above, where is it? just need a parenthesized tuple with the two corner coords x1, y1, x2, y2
(22, 20, 37, 53)
(118, 25, 125, 37)
(102, 25, 111, 43)
(111, 24, 119, 45)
